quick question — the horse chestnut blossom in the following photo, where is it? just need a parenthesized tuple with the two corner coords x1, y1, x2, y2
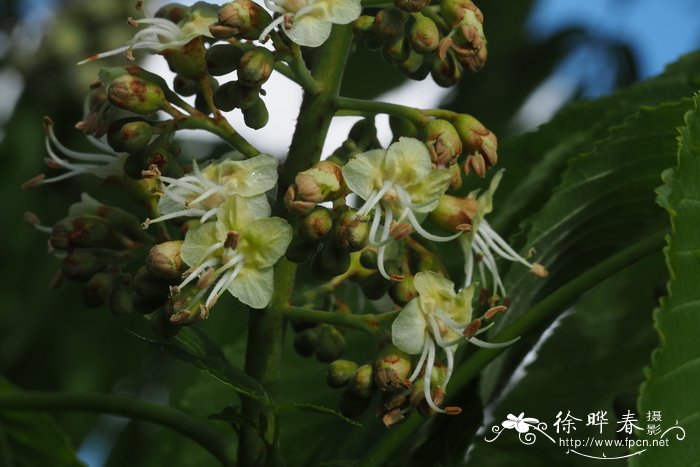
(143, 153, 278, 227)
(391, 271, 518, 413)
(259, 0, 362, 47)
(174, 194, 291, 313)
(342, 137, 460, 280)
(78, 2, 218, 64)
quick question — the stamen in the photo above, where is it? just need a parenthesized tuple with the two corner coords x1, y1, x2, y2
(468, 335, 521, 348)
(258, 14, 287, 42)
(408, 336, 431, 382)
(357, 180, 393, 218)
(176, 258, 219, 292)
(46, 123, 116, 163)
(188, 185, 225, 207)
(199, 207, 220, 223)
(422, 340, 445, 414)
(142, 208, 207, 228)
(443, 346, 456, 388)
(404, 208, 461, 243)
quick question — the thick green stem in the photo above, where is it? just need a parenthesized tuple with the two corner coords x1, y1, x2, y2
(237, 24, 354, 467)
(0, 392, 234, 466)
(358, 230, 666, 467)
(334, 97, 458, 125)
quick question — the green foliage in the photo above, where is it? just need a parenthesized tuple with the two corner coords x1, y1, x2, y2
(0, 378, 84, 467)
(632, 96, 700, 466)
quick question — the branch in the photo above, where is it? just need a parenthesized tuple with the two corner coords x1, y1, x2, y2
(334, 97, 458, 125)
(284, 306, 396, 336)
(0, 392, 235, 467)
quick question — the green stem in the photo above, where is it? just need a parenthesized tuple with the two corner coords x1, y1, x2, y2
(358, 230, 666, 466)
(284, 306, 395, 336)
(334, 97, 458, 125)
(287, 44, 321, 95)
(0, 392, 235, 466)
(175, 114, 259, 157)
(237, 24, 355, 467)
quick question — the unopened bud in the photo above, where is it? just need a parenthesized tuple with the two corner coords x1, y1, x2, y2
(295, 160, 346, 203)
(211, 0, 272, 40)
(299, 206, 333, 241)
(457, 43, 487, 73)
(327, 360, 359, 388)
(388, 273, 417, 306)
(431, 50, 461, 87)
(107, 75, 166, 115)
(173, 75, 199, 96)
(294, 327, 320, 357)
(147, 241, 185, 281)
(449, 162, 463, 189)
(161, 37, 208, 80)
(335, 208, 369, 252)
(353, 15, 376, 41)
(463, 153, 486, 177)
(374, 8, 407, 40)
(110, 283, 134, 316)
(242, 97, 269, 130)
(389, 116, 418, 140)
(429, 194, 479, 233)
(452, 113, 500, 165)
(349, 363, 375, 398)
(393, 0, 430, 13)
(382, 36, 411, 65)
(51, 216, 114, 250)
(440, 0, 483, 30)
(133, 266, 171, 303)
(286, 236, 318, 263)
(107, 119, 153, 154)
(339, 389, 371, 418)
(357, 272, 391, 299)
(398, 51, 431, 80)
(61, 250, 107, 282)
(82, 272, 118, 308)
(206, 44, 244, 75)
(360, 249, 378, 269)
(284, 185, 316, 215)
(213, 81, 260, 111)
(408, 13, 440, 54)
(374, 345, 412, 392)
(315, 325, 346, 362)
(238, 47, 274, 87)
(422, 119, 463, 166)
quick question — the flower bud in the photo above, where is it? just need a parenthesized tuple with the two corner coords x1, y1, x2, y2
(422, 119, 463, 166)
(374, 345, 412, 392)
(299, 206, 333, 241)
(353, 15, 376, 41)
(360, 249, 378, 269)
(51, 216, 114, 250)
(382, 36, 411, 65)
(393, 0, 430, 13)
(238, 47, 275, 88)
(349, 363, 375, 398)
(334, 208, 369, 252)
(161, 37, 208, 81)
(133, 266, 171, 303)
(327, 360, 358, 388)
(388, 273, 417, 305)
(173, 75, 199, 96)
(357, 272, 391, 299)
(216, 81, 260, 111)
(242, 97, 269, 130)
(431, 50, 461, 87)
(286, 236, 318, 263)
(429, 193, 479, 232)
(463, 153, 486, 178)
(107, 119, 153, 154)
(205, 44, 245, 76)
(110, 283, 134, 317)
(146, 241, 185, 281)
(440, 0, 483, 30)
(457, 43, 487, 73)
(154, 3, 188, 23)
(373, 8, 407, 41)
(107, 75, 166, 115)
(61, 250, 107, 282)
(210, 0, 272, 40)
(398, 50, 430, 80)
(295, 160, 346, 203)
(453, 114, 498, 167)
(449, 162, 463, 189)
(339, 389, 371, 418)
(407, 13, 440, 54)
(294, 327, 320, 357)
(82, 272, 118, 308)
(316, 324, 345, 362)
(284, 185, 316, 216)
(312, 241, 351, 279)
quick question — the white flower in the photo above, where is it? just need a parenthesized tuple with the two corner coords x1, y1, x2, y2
(78, 3, 218, 64)
(342, 137, 458, 280)
(143, 153, 278, 227)
(259, 0, 361, 47)
(502, 413, 539, 433)
(459, 170, 547, 298)
(23, 117, 125, 188)
(391, 271, 519, 413)
(175, 195, 292, 311)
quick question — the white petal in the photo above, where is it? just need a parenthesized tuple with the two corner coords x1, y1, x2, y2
(391, 299, 428, 355)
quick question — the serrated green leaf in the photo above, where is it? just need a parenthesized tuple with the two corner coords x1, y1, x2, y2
(133, 328, 269, 404)
(632, 96, 700, 466)
(480, 100, 693, 403)
(0, 377, 85, 467)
